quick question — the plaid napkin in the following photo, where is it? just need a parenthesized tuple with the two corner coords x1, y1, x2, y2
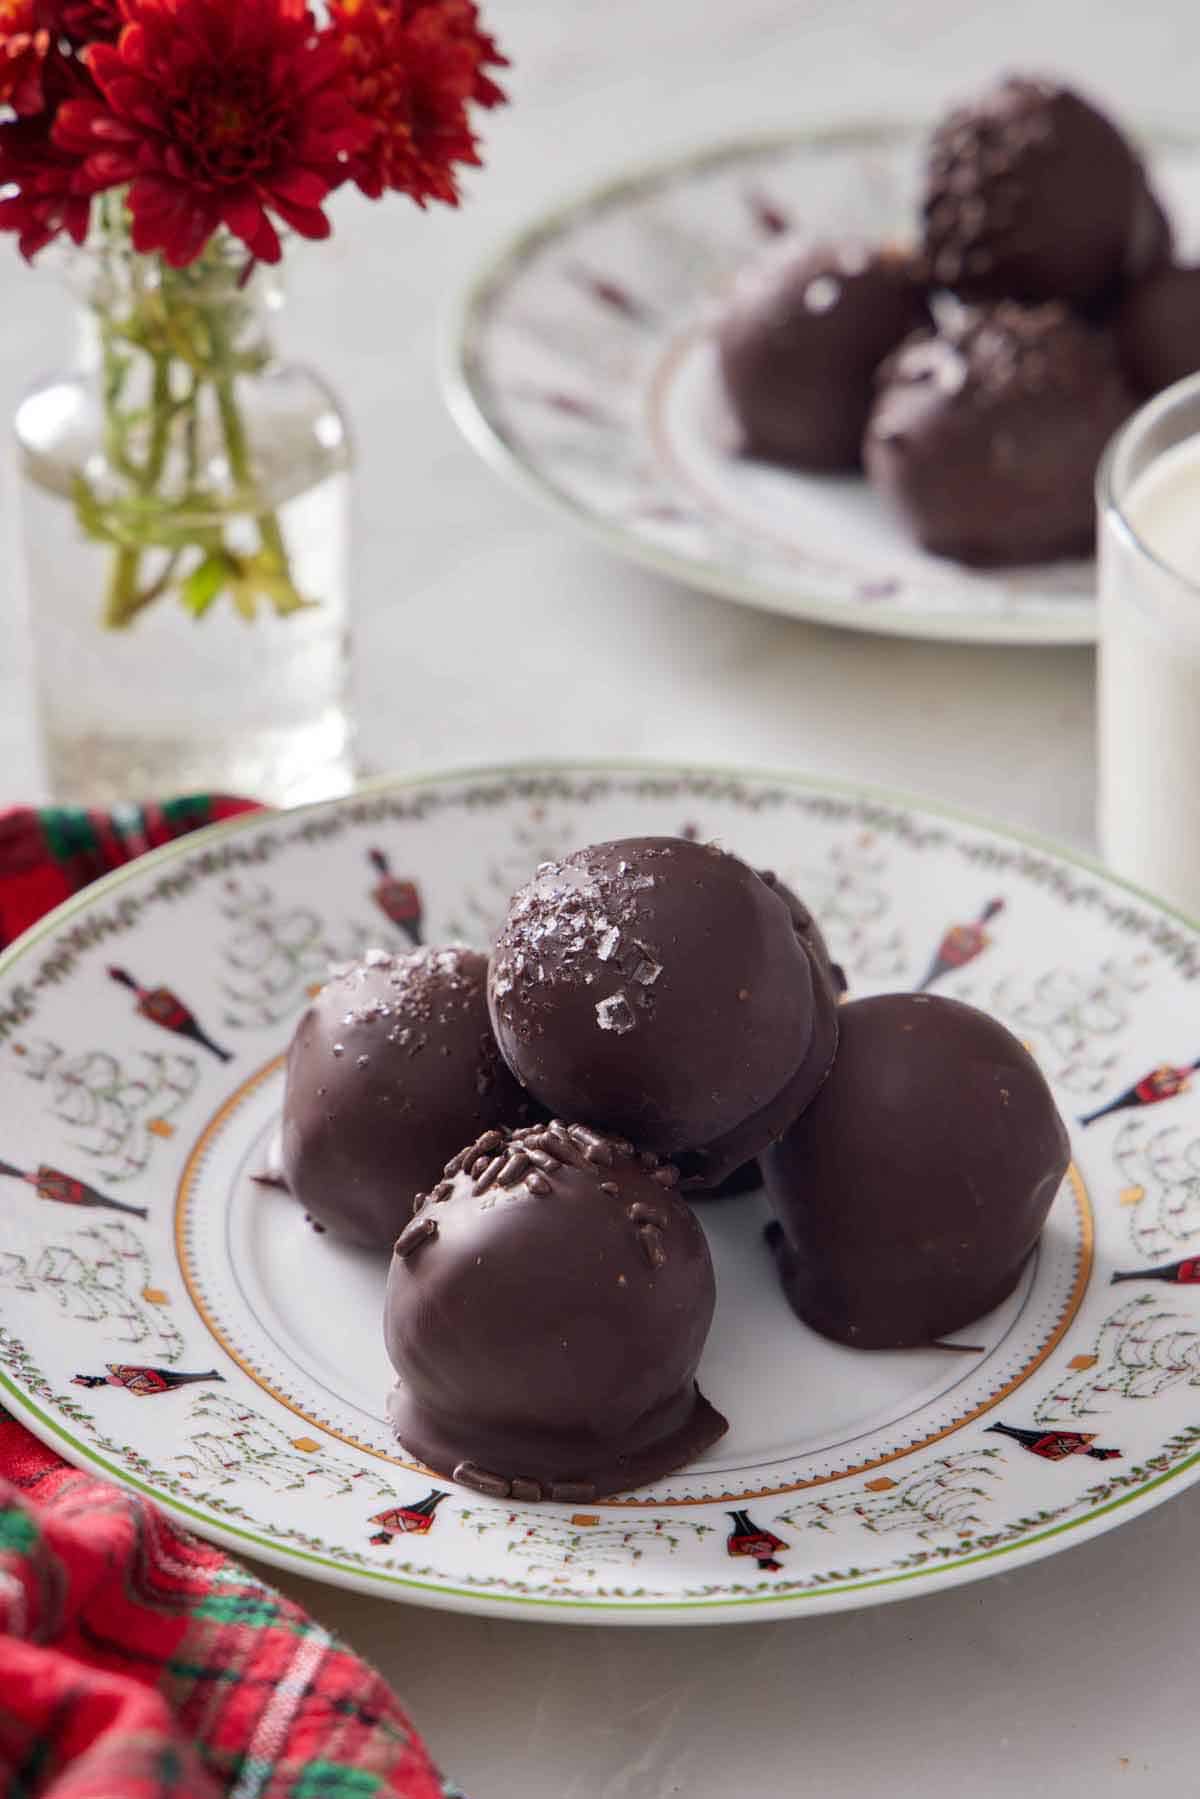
(0, 800, 456, 1799)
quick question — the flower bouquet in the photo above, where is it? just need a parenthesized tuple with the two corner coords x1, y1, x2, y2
(1, 0, 505, 797)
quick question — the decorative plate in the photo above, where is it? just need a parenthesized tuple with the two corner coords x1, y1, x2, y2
(2, 763, 1200, 1625)
(446, 124, 1200, 646)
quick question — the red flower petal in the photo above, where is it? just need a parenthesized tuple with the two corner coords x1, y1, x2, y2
(268, 165, 329, 207)
(128, 174, 217, 265)
(220, 187, 280, 262)
(268, 191, 330, 239)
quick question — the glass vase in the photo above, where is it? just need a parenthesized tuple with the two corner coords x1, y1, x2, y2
(12, 231, 354, 806)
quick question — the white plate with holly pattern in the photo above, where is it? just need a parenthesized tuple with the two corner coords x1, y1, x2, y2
(446, 124, 1200, 646)
(2, 762, 1199, 1624)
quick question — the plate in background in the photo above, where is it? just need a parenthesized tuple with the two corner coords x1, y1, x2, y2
(446, 124, 1200, 645)
(1, 761, 1199, 1623)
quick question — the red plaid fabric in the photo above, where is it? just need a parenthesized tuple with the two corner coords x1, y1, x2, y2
(0, 796, 260, 949)
(0, 803, 457, 1799)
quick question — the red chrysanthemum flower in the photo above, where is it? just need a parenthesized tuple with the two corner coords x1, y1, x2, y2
(35, 0, 123, 46)
(0, 71, 92, 259)
(0, 0, 53, 114)
(0, 120, 91, 257)
(417, 0, 507, 110)
(53, 0, 369, 267)
(329, 0, 507, 208)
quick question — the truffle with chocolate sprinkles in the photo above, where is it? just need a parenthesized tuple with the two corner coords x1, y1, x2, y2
(487, 837, 839, 1189)
(280, 946, 538, 1249)
(922, 76, 1169, 309)
(384, 1123, 727, 1500)
(864, 301, 1135, 566)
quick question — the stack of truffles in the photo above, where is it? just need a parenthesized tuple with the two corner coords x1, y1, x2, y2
(279, 837, 1069, 1502)
(717, 73, 1199, 567)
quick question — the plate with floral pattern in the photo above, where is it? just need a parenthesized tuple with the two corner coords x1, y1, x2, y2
(2, 762, 1200, 1625)
(446, 124, 1200, 646)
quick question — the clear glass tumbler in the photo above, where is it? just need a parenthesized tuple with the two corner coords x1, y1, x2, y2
(1097, 372, 1200, 915)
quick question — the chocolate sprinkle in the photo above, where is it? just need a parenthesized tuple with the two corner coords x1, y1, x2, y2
(452, 1462, 512, 1499)
(638, 1223, 667, 1270)
(394, 1215, 438, 1260)
(548, 1480, 598, 1504)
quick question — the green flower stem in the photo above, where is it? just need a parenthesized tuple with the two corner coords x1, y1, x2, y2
(103, 544, 146, 630)
(83, 216, 313, 631)
(212, 367, 292, 573)
(102, 351, 176, 628)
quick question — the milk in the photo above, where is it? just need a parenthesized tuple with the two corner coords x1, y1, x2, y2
(1099, 431, 1200, 914)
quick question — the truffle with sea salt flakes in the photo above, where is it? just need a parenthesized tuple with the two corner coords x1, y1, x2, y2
(280, 946, 538, 1249)
(487, 837, 839, 1188)
(716, 237, 931, 469)
(863, 301, 1136, 566)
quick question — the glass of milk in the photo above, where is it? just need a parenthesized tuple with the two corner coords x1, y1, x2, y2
(1098, 372, 1200, 914)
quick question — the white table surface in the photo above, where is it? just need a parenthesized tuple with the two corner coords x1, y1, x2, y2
(2, 2, 1197, 1792)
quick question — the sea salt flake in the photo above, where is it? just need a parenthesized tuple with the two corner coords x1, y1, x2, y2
(596, 992, 635, 1035)
(597, 926, 620, 962)
(804, 275, 840, 314)
(936, 352, 968, 395)
(364, 947, 391, 967)
(632, 957, 662, 987)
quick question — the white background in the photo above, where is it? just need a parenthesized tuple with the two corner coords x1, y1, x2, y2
(1, 0, 1195, 1791)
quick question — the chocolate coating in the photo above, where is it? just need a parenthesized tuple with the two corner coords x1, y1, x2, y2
(1116, 265, 1200, 397)
(864, 302, 1135, 566)
(281, 947, 537, 1249)
(700, 872, 845, 1201)
(757, 869, 847, 998)
(762, 993, 1070, 1349)
(488, 838, 839, 1189)
(384, 1123, 727, 1499)
(922, 76, 1169, 309)
(717, 238, 930, 470)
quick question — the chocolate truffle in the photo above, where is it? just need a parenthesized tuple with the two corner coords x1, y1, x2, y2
(703, 872, 845, 1201)
(384, 1122, 727, 1500)
(762, 993, 1070, 1349)
(922, 76, 1170, 309)
(1116, 265, 1200, 397)
(864, 301, 1135, 566)
(757, 869, 847, 998)
(716, 238, 930, 470)
(280, 946, 536, 1250)
(488, 838, 839, 1189)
